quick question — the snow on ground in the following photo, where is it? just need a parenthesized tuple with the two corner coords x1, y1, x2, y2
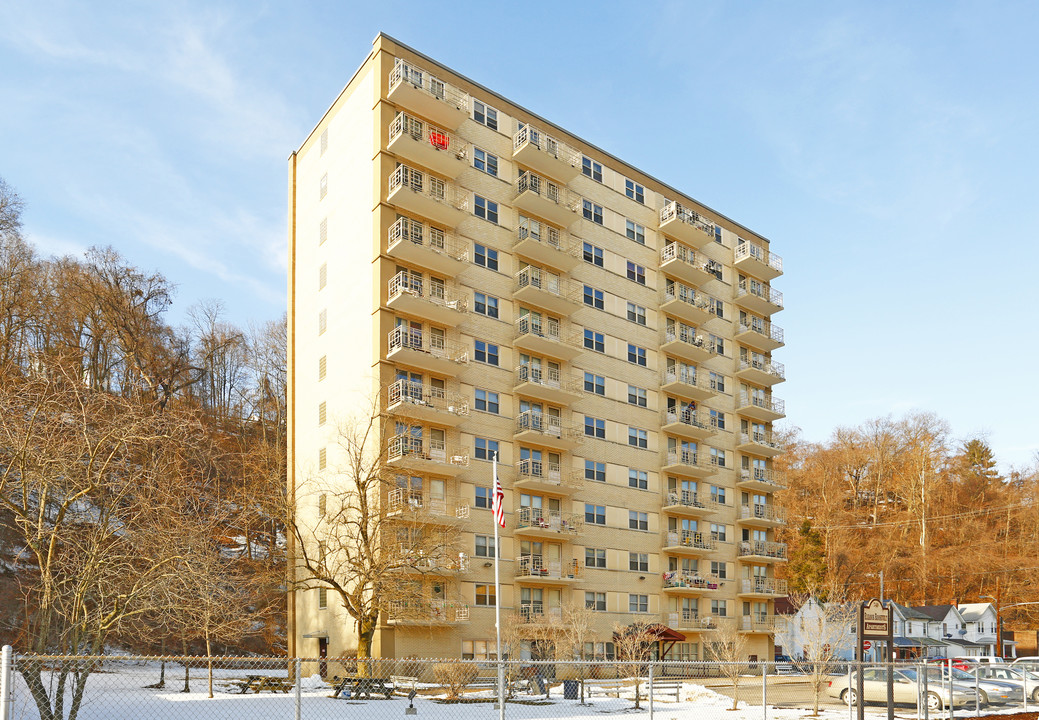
(4, 663, 1023, 720)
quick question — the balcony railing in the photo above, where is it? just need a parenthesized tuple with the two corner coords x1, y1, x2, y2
(516, 364, 581, 397)
(388, 435, 452, 464)
(737, 358, 785, 382)
(518, 604, 562, 623)
(740, 578, 788, 596)
(513, 125, 581, 168)
(660, 201, 716, 237)
(660, 243, 719, 277)
(663, 530, 717, 552)
(515, 315, 575, 346)
(515, 411, 578, 440)
(391, 547, 471, 573)
(387, 379, 469, 416)
(738, 317, 784, 345)
(386, 599, 470, 623)
(735, 240, 783, 274)
(388, 271, 467, 311)
(741, 614, 780, 632)
(739, 468, 786, 489)
(663, 571, 721, 591)
(738, 393, 786, 416)
(665, 609, 724, 630)
(387, 488, 469, 520)
(516, 218, 579, 257)
(517, 458, 581, 490)
(516, 171, 581, 212)
(389, 112, 467, 159)
(664, 449, 717, 474)
(663, 327, 721, 356)
(664, 490, 718, 513)
(737, 540, 788, 560)
(516, 507, 582, 534)
(388, 216, 468, 262)
(740, 431, 783, 452)
(663, 282, 718, 316)
(662, 368, 718, 395)
(663, 408, 718, 434)
(739, 504, 787, 524)
(736, 279, 784, 310)
(517, 555, 580, 580)
(516, 265, 578, 303)
(389, 164, 469, 213)
(387, 326, 468, 363)
(389, 58, 469, 112)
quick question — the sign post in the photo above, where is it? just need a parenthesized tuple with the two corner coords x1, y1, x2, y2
(860, 599, 894, 720)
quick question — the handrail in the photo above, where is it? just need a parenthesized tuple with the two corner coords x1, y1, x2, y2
(389, 58, 469, 112)
(735, 240, 783, 273)
(388, 216, 468, 261)
(513, 125, 581, 167)
(389, 112, 467, 160)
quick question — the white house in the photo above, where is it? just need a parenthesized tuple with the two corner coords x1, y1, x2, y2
(957, 602, 1011, 656)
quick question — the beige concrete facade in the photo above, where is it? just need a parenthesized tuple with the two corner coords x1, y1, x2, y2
(287, 33, 787, 663)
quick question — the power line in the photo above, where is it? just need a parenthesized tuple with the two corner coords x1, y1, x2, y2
(803, 501, 1030, 531)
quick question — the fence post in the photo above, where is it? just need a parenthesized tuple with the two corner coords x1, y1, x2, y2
(921, 661, 928, 720)
(762, 661, 767, 720)
(848, 662, 853, 720)
(294, 657, 302, 720)
(0, 645, 12, 720)
(648, 661, 654, 720)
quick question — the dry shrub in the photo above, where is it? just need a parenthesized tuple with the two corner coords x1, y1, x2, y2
(433, 662, 479, 698)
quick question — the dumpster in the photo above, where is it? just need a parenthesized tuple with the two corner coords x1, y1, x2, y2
(563, 680, 579, 699)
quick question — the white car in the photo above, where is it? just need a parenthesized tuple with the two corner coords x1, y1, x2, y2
(826, 668, 977, 710)
(975, 665, 1039, 702)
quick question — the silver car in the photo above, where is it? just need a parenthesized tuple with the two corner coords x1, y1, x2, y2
(975, 665, 1039, 702)
(944, 666, 1018, 705)
(826, 668, 977, 710)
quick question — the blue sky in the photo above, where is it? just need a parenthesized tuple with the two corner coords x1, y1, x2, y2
(2, 1, 1037, 469)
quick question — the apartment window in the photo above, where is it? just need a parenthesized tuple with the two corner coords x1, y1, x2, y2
(710, 486, 727, 505)
(583, 285, 604, 310)
(624, 219, 646, 244)
(628, 468, 648, 489)
(584, 329, 604, 353)
(318, 447, 327, 471)
(584, 416, 606, 438)
(710, 523, 727, 542)
(318, 309, 327, 335)
(585, 460, 606, 482)
(318, 263, 327, 290)
(582, 200, 603, 225)
(629, 552, 649, 571)
(709, 371, 726, 393)
(462, 639, 496, 660)
(474, 340, 499, 366)
(627, 343, 647, 366)
(714, 225, 723, 244)
(475, 535, 497, 557)
(711, 561, 728, 579)
(319, 173, 327, 200)
(629, 511, 648, 530)
(475, 583, 496, 606)
(474, 195, 499, 224)
(582, 156, 603, 182)
(709, 408, 725, 430)
(318, 401, 327, 426)
(627, 385, 647, 407)
(475, 437, 499, 460)
(318, 493, 327, 517)
(584, 373, 605, 395)
(585, 548, 607, 568)
(711, 599, 728, 617)
(585, 504, 606, 525)
(710, 447, 727, 467)
(625, 179, 645, 204)
(473, 99, 498, 130)
(475, 486, 491, 509)
(475, 388, 500, 414)
(709, 298, 724, 319)
(626, 261, 646, 285)
(585, 591, 607, 611)
(320, 128, 328, 155)
(473, 291, 499, 318)
(318, 355, 327, 381)
(709, 334, 725, 356)
(626, 302, 646, 325)
(473, 147, 499, 177)
(582, 241, 604, 267)
(473, 242, 499, 270)
(318, 587, 328, 609)
(629, 594, 649, 613)
(319, 218, 327, 245)
(628, 427, 648, 448)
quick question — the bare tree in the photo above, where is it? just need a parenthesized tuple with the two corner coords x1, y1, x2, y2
(611, 621, 657, 709)
(703, 618, 749, 711)
(558, 603, 594, 702)
(787, 594, 857, 715)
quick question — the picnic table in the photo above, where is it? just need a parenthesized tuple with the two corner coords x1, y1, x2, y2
(330, 675, 394, 699)
(237, 675, 294, 694)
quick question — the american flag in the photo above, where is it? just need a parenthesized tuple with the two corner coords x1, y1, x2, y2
(492, 457, 505, 528)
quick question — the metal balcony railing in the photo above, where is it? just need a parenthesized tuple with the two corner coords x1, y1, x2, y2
(516, 507, 582, 534)
(661, 368, 719, 395)
(517, 458, 581, 489)
(738, 317, 784, 345)
(739, 504, 787, 524)
(664, 449, 717, 473)
(513, 125, 581, 167)
(738, 392, 786, 416)
(515, 364, 581, 396)
(737, 279, 784, 310)
(739, 431, 783, 451)
(389, 164, 469, 213)
(663, 327, 720, 356)
(660, 242, 719, 276)
(663, 530, 717, 552)
(516, 171, 581, 212)
(664, 489, 718, 513)
(387, 488, 469, 520)
(738, 357, 785, 381)
(389, 58, 469, 113)
(387, 326, 468, 363)
(663, 570, 721, 590)
(739, 468, 786, 488)
(741, 614, 779, 632)
(740, 578, 788, 595)
(515, 315, 574, 345)
(660, 200, 715, 237)
(516, 555, 580, 580)
(517, 218, 579, 256)
(392, 547, 471, 573)
(389, 112, 467, 160)
(518, 604, 563, 623)
(515, 411, 578, 440)
(388, 271, 467, 311)
(388, 217, 468, 262)
(737, 540, 788, 560)
(735, 240, 783, 274)
(663, 282, 718, 315)
(516, 265, 577, 302)
(386, 599, 470, 623)
(663, 408, 717, 434)
(388, 435, 449, 463)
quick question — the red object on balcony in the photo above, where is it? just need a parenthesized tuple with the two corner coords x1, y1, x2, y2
(429, 131, 449, 150)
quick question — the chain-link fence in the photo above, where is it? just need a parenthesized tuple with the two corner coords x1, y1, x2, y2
(0, 649, 1024, 720)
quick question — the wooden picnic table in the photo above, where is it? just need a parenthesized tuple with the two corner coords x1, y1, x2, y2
(237, 675, 294, 694)
(330, 675, 394, 699)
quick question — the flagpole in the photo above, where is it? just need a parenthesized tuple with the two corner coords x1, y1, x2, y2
(493, 452, 505, 719)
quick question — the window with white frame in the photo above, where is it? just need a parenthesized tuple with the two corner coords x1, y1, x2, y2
(625, 179, 645, 204)
(625, 219, 645, 244)
(473, 147, 498, 177)
(473, 100, 498, 130)
(582, 156, 603, 182)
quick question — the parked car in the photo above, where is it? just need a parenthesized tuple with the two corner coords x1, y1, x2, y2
(928, 657, 974, 671)
(941, 666, 1019, 705)
(1010, 657, 1039, 673)
(826, 668, 977, 710)
(952, 656, 1006, 665)
(974, 665, 1039, 702)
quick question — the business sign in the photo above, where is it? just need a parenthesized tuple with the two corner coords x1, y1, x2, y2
(861, 598, 891, 638)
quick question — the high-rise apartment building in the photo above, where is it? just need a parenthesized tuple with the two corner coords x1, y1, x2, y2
(287, 33, 787, 664)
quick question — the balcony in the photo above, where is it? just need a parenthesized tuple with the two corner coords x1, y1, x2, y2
(388, 58, 469, 129)
(739, 578, 788, 598)
(388, 112, 467, 178)
(515, 555, 581, 585)
(387, 217, 468, 275)
(387, 272, 466, 326)
(662, 449, 717, 478)
(660, 327, 718, 365)
(514, 365, 581, 405)
(735, 317, 784, 353)
(391, 548, 471, 575)
(661, 368, 719, 402)
(387, 379, 468, 427)
(736, 358, 785, 386)
(386, 435, 469, 477)
(515, 171, 581, 226)
(737, 392, 786, 422)
(738, 503, 787, 528)
(662, 490, 719, 519)
(665, 609, 725, 632)
(386, 488, 469, 524)
(735, 279, 783, 316)
(737, 540, 788, 563)
(386, 599, 470, 626)
(735, 240, 783, 282)
(659, 201, 715, 247)
(661, 283, 717, 326)
(738, 468, 787, 492)
(512, 125, 581, 182)
(662, 571, 721, 595)
(737, 431, 784, 458)
(662, 408, 717, 442)
(518, 604, 562, 625)
(740, 614, 781, 633)
(514, 220, 580, 270)
(514, 411, 581, 451)
(515, 507, 582, 538)
(660, 243, 715, 286)
(388, 164, 468, 227)
(662, 529, 717, 556)
(386, 326, 468, 374)
(514, 266, 579, 315)
(515, 458, 581, 495)
(514, 316, 580, 360)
